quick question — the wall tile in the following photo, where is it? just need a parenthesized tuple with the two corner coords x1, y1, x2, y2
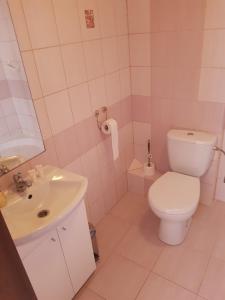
(102, 37, 119, 74)
(198, 68, 225, 103)
(130, 34, 151, 67)
(21, 51, 42, 100)
(131, 67, 151, 96)
(77, 0, 101, 41)
(119, 68, 131, 99)
(117, 36, 130, 69)
(133, 121, 151, 145)
(69, 83, 92, 123)
(34, 98, 52, 139)
(97, 0, 116, 37)
(127, 0, 151, 34)
(205, 0, 225, 29)
(8, 0, 31, 51)
(105, 71, 121, 105)
(22, 0, 58, 48)
(61, 43, 87, 87)
(202, 30, 225, 68)
(88, 76, 107, 111)
(45, 90, 73, 135)
(53, 0, 81, 44)
(54, 125, 80, 167)
(114, 0, 128, 35)
(34, 47, 66, 96)
(83, 40, 104, 80)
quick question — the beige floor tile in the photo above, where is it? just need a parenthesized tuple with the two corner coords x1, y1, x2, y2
(199, 257, 225, 300)
(136, 273, 196, 300)
(110, 192, 149, 225)
(153, 245, 209, 292)
(182, 220, 217, 255)
(88, 254, 148, 300)
(95, 214, 130, 264)
(116, 224, 164, 270)
(74, 288, 105, 300)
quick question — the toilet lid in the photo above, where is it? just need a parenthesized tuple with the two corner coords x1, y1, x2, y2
(148, 172, 200, 215)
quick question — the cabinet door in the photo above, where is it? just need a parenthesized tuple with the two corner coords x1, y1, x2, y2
(22, 230, 74, 300)
(58, 201, 96, 294)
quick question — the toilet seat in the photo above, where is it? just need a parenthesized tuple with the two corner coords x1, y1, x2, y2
(148, 172, 200, 215)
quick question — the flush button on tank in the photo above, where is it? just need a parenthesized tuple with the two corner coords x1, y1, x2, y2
(187, 132, 194, 136)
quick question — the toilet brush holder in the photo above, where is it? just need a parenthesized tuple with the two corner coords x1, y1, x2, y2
(144, 162, 155, 177)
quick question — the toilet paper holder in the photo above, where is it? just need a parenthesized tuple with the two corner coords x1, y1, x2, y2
(95, 106, 108, 130)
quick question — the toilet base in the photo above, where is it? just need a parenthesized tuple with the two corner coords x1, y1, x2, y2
(159, 218, 192, 245)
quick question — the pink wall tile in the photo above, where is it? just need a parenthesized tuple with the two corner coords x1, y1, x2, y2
(130, 34, 151, 67)
(53, 0, 81, 44)
(127, 0, 151, 34)
(102, 37, 119, 74)
(117, 36, 130, 69)
(22, 0, 59, 49)
(119, 68, 131, 99)
(83, 40, 104, 80)
(45, 90, 74, 135)
(34, 47, 66, 96)
(205, 0, 225, 29)
(21, 51, 43, 100)
(88, 76, 107, 112)
(69, 83, 92, 123)
(8, 0, 31, 51)
(132, 95, 151, 123)
(131, 67, 151, 96)
(105, 72, 121, 105)
(61, 43, 87, 87)
(98, 0, 116, 38)
(77, 0, 101, 41)
(114, 0, 128, 35)
(53, 125, 81, 167)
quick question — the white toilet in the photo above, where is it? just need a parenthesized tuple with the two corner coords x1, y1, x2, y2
(148, 129, 217, 245)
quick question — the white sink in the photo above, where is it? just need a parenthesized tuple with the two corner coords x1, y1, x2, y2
(1, 165, 88, 245)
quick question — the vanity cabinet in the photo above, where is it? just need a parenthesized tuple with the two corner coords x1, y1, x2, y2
(16, 201, 96, 300)
(22, 231, 74, 300)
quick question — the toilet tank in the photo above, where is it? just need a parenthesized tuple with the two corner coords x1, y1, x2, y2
(167, 129, 217, 177)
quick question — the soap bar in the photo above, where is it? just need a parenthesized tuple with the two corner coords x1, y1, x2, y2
(0, 192, 7, 208)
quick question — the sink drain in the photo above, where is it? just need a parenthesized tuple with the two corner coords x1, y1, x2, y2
(37, 209, 50, 218)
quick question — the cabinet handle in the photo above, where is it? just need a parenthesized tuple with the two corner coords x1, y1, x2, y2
(62, 227, 67, 231)
(51, 238, 56, 242)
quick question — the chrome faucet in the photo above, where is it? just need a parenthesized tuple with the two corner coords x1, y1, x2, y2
(0, 164, 9, 176)
(13, 172, 32, 192)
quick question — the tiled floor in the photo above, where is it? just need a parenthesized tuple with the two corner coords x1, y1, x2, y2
(75, 192, 225, 300)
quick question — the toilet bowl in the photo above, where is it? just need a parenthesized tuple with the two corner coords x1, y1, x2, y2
(148, 129, 216, 245)
(148, 172, 200, 245)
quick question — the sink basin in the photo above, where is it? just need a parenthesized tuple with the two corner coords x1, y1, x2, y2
(1, 165, 88, 245)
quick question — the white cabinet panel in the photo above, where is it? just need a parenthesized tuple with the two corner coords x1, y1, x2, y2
(57, 201, 96, 294)
(23, 230, 74, 300)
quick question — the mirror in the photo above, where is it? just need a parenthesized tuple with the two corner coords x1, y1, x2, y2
(0, 1, 45, 175)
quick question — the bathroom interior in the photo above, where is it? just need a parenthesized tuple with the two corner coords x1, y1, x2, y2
(1, 0, 225, 299)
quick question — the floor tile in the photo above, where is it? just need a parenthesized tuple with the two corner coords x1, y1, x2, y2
(212, 232, 225, 262)
(199, 257, 225, 300)
(110, 192, 149, 225)
(182, 220, 217, 255)
(153, 245, 209, 293)
(116, 224, 164, 270)
(88, 254, 148, 300)
(95, 214, 130, 264)
(136, 273, 196, 300)
(75, 288, 105, 300)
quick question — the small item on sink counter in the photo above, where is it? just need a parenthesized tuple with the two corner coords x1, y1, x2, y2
(28, 169, 37, 183)
(0, 190, 7, 208)
(35, 165, 44, 178)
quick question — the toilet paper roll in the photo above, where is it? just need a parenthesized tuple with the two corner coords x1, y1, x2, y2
(101, 118, 119, 160)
